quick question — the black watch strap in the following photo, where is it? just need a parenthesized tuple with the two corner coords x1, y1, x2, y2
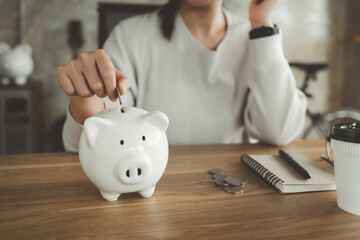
(249, 25, 279, 39)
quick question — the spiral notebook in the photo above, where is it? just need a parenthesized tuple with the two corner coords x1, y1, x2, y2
(241, 153, 336, 194)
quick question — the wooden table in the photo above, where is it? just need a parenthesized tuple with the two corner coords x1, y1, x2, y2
(1, 139, 360, 239)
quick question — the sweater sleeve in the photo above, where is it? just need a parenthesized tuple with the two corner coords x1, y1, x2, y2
(62, 23, 137, 152)
(62, 105, 83, 152)
(244, 33, 307, 146)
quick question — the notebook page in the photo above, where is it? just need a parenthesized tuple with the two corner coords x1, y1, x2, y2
(248, 154, 335, 185)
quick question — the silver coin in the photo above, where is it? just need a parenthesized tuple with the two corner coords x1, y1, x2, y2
(213, 173, 230, 180)
(225, 177, 242, 186)
(116, 87, 122, 105)
(208, 168, 224, 175)
(214, 178, 229, 187)
(215, 176, 230, 184)
(225, 186, 244, 194)
(240, 177, 250, 185)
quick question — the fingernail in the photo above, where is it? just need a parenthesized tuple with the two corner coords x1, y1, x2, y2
(122, 85, 127, 94)
(111, 95, 116, 102)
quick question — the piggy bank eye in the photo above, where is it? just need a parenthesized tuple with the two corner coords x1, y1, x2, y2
(142, 136, 146, 141)
(120, 140, 124, 145)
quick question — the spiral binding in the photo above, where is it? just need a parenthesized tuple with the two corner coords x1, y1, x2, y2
(241, 154, 284, 187)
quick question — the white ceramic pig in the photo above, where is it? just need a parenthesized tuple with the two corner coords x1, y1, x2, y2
(0, 42, 34, 85)
(79, 106, 169, 201)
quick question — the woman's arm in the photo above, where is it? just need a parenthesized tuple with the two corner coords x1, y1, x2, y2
(57, 49, 130, 125)
(60, 20, 138, 152)
(244, 34, 307, 146)
(58, 49, 130, 152)
(244, 0, 307, 145)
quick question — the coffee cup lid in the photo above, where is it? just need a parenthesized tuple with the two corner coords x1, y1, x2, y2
(329, 122, 360, 143)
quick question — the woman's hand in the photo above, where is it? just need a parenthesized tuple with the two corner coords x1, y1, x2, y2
(249, 0, 280, 29)
(57, 49, 130, 102)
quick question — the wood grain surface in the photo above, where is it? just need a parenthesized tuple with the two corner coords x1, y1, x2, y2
(1, 139, 360, 240)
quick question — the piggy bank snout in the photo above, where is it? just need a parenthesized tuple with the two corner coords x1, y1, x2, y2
(117, 154, 151, 185)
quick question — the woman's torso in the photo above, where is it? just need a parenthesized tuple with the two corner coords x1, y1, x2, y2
(104, 10, 252, 145)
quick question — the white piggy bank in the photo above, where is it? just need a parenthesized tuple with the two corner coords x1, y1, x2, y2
(79, 106, 169, 201)
(0, 43, 34, 85)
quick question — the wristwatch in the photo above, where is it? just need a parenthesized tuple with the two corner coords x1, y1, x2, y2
(249, 25, 279, 39)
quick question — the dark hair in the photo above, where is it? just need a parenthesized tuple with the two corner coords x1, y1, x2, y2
(158, 0, 181, 40)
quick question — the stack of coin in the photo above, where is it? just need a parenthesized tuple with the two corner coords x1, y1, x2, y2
(208, 168, 250, 194)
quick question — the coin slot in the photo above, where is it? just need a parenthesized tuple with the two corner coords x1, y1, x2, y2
(137, 168, 142, 176)
(126, 170, 130, 178)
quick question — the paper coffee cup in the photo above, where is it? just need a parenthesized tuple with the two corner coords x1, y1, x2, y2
(329, 122, 360, 215)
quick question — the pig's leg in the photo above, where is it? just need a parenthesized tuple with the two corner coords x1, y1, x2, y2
(139, 185, 155, 198)
(99, 190, 120, 201)
(14, 76, 27, 85)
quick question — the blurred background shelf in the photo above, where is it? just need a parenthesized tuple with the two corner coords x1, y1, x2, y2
(0, 82, 42, 154)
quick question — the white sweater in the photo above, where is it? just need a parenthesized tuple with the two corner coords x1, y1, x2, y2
(62, 9, 307, 152)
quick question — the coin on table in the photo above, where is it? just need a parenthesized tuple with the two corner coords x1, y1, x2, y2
(215, 175, 230, 183)
(215, 178, 229, 187)
(208, 168, 224, 175)
(213, 172, 230, 180)
(225, 186, 244, 194)
(225, 177, 242, 186)
(240, 177, 250, 185)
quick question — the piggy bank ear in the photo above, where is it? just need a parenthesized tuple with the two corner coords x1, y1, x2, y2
(15, 43, 33, 55)
(144, 111, 169, 133)
(0, 42, 10, 54)
(83, 117, 113, 154)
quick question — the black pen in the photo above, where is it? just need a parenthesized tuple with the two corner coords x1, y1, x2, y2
(278, 149, 311, 179)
